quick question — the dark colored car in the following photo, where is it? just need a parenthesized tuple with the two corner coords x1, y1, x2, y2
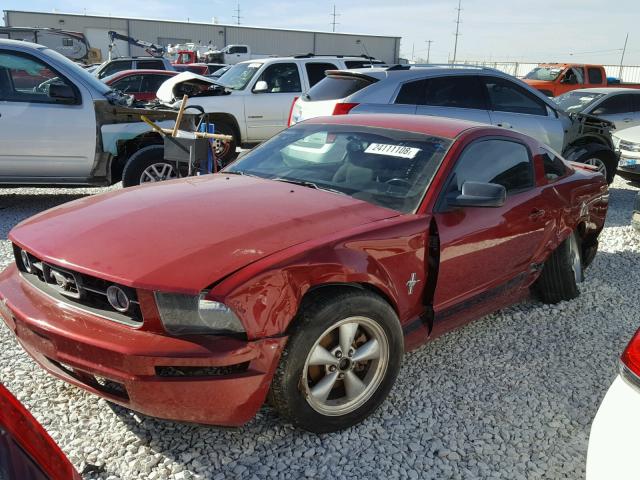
(103, 69, 178, 101)
(0, 384, 81, 480)
(173, 63, 209, 75)
(93, 56, 174, 79)
(0, 114, 608, 432)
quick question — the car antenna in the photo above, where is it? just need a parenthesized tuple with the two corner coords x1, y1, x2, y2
(356, 39, 373, 68)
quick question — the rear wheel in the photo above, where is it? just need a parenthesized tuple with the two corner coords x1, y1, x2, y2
(533, 231, 583, 304)
(122, 145, 177, 187)
(269, 290, 403, 433)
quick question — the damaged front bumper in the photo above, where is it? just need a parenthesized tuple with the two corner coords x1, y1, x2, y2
(0, 264, 286, 426)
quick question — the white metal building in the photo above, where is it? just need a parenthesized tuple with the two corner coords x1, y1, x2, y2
(3, 10, 401, 64)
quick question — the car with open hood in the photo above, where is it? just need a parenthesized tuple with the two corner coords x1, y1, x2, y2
(0, 114, 608, 432)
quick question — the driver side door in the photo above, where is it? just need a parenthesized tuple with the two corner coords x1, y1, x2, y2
(0, 49, 96, 180)
(431, 137, 548, 335)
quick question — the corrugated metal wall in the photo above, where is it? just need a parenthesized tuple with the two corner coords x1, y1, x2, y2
(4, 11, 400, 63)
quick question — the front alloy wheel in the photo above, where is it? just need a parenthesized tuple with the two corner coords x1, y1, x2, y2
(269, 290, 403, 433)
(302, 316, 389, 416)
(140, 162, 177, 183)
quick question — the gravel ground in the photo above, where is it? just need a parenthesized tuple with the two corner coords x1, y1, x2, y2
(0, 177, 639, 480)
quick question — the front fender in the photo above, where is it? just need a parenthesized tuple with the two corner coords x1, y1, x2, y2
(209, 216, 429, 339)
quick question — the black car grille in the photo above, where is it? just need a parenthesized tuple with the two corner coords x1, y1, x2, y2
(13, 245, 143, 326)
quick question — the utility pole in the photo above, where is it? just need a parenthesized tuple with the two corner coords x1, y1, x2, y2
(452, 0, 462, 64)
(619, 33, 629, 79)
(425, 40, 434, 63)
(233, 3, 241, 25)
(330, 5, 340, 32)
(411, 42, 415, 62)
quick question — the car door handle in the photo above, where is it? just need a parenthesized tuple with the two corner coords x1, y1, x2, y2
(529, 208, 545, 220)
(496, 122, 512, 129)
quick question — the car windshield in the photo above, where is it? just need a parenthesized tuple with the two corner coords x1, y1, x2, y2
(553, 91, 605, 113)
(224, 124, 452, 213)
(525, 67, 564, 81)
(216, 62, 262, 90)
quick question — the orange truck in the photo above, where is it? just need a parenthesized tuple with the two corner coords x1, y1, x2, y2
(523, 63, 640, 97)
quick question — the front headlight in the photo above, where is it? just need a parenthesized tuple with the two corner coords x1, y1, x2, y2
(154, 292, 245, 335)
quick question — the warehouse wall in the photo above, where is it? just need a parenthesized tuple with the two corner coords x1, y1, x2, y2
(4, 10, 400, 63)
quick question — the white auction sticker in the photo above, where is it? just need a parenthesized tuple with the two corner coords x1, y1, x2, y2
(365, 143, 421, 159)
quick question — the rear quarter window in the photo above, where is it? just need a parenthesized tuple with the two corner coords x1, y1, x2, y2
(306, 75, 376, 101)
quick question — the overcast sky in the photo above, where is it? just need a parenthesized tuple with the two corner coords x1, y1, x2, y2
(4, 0, 639, 65)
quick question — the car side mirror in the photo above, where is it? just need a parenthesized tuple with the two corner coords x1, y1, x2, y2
(49, 84, 77, 104)
(253, 80, 269, 93)
(447, 181, 506, 208)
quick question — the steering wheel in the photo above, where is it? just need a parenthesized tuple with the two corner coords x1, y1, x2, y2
(385, 178, 412, 188)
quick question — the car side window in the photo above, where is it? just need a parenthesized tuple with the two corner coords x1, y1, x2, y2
(482, 76, 547, 116)
(305, 62, 338, 87)
(395, 79, 427, 105)
(229, 46, 248, 54)
(445, 139, 534, 197)
(112, 75, 143, 93)
(593, 95, 634, 115)
(423, 76, 486, 109)
(588, 67, 603, 84)
(137, 60, 164, 70)
(99, 60, 132, 78)
(141, 74, 171, 92)
(0, 50, 76, 103)
(540, 148, 568, 181)
(256, 63, 301, 93)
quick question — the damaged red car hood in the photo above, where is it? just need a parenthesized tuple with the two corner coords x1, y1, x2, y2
(10, 175, 399, 293)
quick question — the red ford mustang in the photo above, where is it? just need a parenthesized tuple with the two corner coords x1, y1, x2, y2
(0, 115, 608, 432)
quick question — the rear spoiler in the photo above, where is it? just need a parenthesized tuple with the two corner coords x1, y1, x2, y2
(324, 70, 380, 83)
(569, 161, 600, 172)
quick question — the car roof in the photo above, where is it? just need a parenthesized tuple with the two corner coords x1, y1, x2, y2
(565, 87, 640, 94)
(302, 113, 487, 139)
(237, 56, 385, 64)
(0, 38, 46, 50)
(103, 69, 178, 80)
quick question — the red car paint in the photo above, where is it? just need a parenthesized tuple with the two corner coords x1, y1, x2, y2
(0, 384, 81, 479)
(0, 114, 608, 426)
(103, 69, 178, 102)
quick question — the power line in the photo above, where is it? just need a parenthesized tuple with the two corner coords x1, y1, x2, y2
(232, 2, 242, 25)
(452, 0, 462, 64)
(619, 33, 629, 78)
(425, 40, 434, 63)
(330, 5, 340, 32)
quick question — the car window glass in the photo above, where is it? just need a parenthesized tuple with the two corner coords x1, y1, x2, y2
(483, 76, 547, 116)
(0, 51, 75, 103)
(423, 76, 486, 109)
(256, 63, 301, 93)
(137, 60, 164, 70)
(540, 148, 567, 181)
(225, 124, 452, 213)
(305, 75, 375, 101)
(448, 139, 533, 194)
(305, 62, 338, 87)
(588, 67, 603, 84)
(100, 60, 132, 78)
(229, 46, 248, 54)
(593, 95, 633, 115)
(141, 74, 171, 92)
(395, 79, 427, 105)
(344, 60, 384, 69)
(112, 75, 142, 93)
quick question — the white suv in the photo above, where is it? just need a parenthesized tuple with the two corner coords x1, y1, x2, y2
(162, 55, 385, 163)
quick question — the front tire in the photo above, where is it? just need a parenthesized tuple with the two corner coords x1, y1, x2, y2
(122, 145, 176, 187)
(533, 231, 583, 304)
(269, 290, 403, 433)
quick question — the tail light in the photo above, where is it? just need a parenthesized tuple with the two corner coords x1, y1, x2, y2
(621, 329, 640, 385)
(287, 96, 299, 126)
(332, 102, 359, 116)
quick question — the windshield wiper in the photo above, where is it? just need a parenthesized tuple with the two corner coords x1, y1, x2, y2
(271, 177, 346, 196)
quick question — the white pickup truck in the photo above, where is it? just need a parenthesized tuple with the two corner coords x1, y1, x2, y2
(154, 55, 386, 164)
(0, 39, 182, 186)
(206, 45, 265, 65)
